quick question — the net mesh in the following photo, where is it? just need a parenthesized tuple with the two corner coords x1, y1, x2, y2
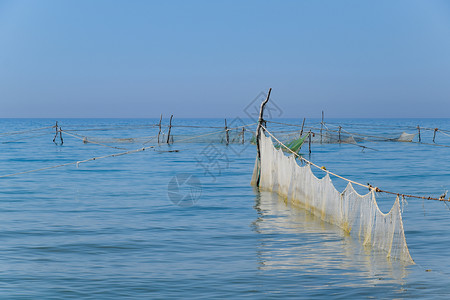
(270, 129, 416, 145)
(251, 129, 414, 263)
(71, 128, 251, 146)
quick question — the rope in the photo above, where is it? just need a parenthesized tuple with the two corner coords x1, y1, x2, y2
(62, 123, 238, 132)
(437, 130, 450, 138)
(0, 126, 54, 136)
(61, 130, 132, 150)
(260, 125, 450, 202)
(0, 146, 155, 179)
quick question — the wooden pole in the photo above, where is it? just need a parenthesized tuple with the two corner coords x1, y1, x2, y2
(52, 121, 63, 145)
(157, 114, 162, 144)
(338, 126, 342, 144)
(166, 115, 173, 144)
(59, 127, 63, 145)
(52, 121, 58, 143)
(417, 125, 421, 143)
(300, 118, 305, 137)
(255, 88, 272, 187)
(433, 128, 438, 143)
(320, 111, 324, 144)
(308, 130, 312, 154)
(224, 119, 229, 145)
(242, 127, 245, 144)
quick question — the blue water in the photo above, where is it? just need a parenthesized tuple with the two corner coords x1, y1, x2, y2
(1, 118, 450, 299)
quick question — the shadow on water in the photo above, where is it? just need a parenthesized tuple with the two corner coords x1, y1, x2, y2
(251, 187, 411, 288)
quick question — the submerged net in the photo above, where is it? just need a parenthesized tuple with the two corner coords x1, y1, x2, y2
(251, 129, 414, 263)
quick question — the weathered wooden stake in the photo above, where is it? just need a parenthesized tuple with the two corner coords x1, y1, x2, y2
(242, 127, 245, 144)
(417, 125, 421, 143)
(59, 127, 63, 145)
(308, 130, 312, 154)
(300, 118, 305, 137)
(52, 121, 63, 145)
(338, 126, 342, 144)
(52, 121, 58, 144)
(255, 88, 272, 187)
(166, 115, 173, 144)
(433, 128, 438, 143)
(157, 114, 162, 144)
(224, 119, 229, 145)
(320, 111, 324, 144)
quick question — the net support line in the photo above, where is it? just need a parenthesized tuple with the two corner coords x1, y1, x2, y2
(0, 126, 55, 136)
(261, 125, 450, 202)
(0, 146, 155, 179)
(61, 130, 131, 150)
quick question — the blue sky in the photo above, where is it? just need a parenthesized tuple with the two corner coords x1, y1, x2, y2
(1, 0, 449, 118)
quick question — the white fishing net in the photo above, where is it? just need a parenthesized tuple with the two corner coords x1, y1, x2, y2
(252, 129, 414, 263)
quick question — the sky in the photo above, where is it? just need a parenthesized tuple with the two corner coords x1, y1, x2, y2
(0, 0, 450, 118)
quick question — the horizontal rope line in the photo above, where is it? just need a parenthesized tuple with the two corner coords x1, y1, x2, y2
(0, 146, 154, 179)
(61, 130, 130, 150)
(0, 126, 54, 136)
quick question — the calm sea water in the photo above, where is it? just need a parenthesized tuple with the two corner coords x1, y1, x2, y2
(1, 118, 450, 299)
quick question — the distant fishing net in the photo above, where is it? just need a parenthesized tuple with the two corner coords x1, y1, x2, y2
(269, 128, 415, 145)
(251, 129, 414, 263)
(77, 128, 252, 146)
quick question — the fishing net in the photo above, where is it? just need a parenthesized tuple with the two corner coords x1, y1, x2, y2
(67, 127, 253, 146)
(251, 129, 414, 263)
(270, 128, 416, 145)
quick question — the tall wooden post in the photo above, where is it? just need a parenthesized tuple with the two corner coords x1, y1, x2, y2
(338, 126, 342, 144)
(417, 125, 421, 143)
(224, 119, 229, 145)
(53, 121, 63, 145)
(157, 114, 162, 144)
(320, 111, 324, 144)
(166, 115, 173, 144)
(52, 121, 58, 144)
(300, 118, 305, 137)
(308, 130, 312, 154)
(255, 88, 272, 187)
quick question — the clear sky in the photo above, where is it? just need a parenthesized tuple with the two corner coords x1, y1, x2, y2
(1, 0, 449, 118)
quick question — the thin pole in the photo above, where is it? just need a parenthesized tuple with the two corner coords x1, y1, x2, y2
(338, 126, 342, 144)
(242, 127, 245, 144)
(166, 115, 173, 144)
(300, 118, 305, 137)
(59, 127, 63, 145)
(433, 128, 438, 143)
(53, 121, 58, 144)
(417, 125, 421, 143)
(255, 88, 272, 187)
(158, 114, 162, 144)
(320, 111, 324, 144)
(308, 130, 312, 154)
(225, 119, 229, 145)
(52, 121, 63, 145)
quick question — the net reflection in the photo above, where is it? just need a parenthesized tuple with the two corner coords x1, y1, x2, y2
(252, 189, 411, 286)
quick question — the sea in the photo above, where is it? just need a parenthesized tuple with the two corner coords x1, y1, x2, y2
(1, 118, 450, 299)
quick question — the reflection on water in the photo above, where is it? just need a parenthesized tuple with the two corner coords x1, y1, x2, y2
(252, 188, 410, 287)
